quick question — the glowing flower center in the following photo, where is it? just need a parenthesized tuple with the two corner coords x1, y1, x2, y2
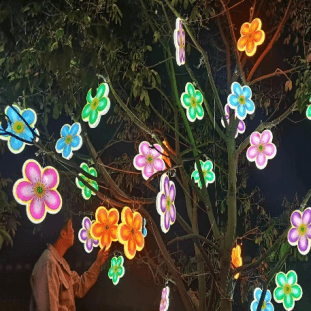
(202, 169, 207, 177)
(166, 197, 171, 210)
(190, 96, 197, 108)
(105, 225, 109, 230)
(33, 182, 46, 198)
(91, 98, 99, 109)
(65, 135, 72, 145)
(160, 299, 166, 307)
(13, 121, 24, 134)
(298, 223, 307, 236)
(179, 31, 185, 49)
(131, 228, 135, 235)
(283, 284, 292, 295)
(114, 266, 118, 273)
(248, 33, 253, 39)
(258, 144, 265, 152)
(238, 95, 246, 105)
(87, 230, 92, 239)
(261, 301, 266, 309)
(146, 155, 154, 165)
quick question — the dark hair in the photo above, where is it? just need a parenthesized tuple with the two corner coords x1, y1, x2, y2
(40, 208, 72, 244)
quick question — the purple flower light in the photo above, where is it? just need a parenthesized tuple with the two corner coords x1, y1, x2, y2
(221, 104, 246, 138)
(78, 217, 99, 253)
(288, 208, 311, 255)
(159, 286, 170, 311)
(173, 18, 185, 66)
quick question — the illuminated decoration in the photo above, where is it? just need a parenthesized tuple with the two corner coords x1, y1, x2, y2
(75, 163, 99, 200)
(180, 83, 204, 122)
(273, 270, 302, 311)
(159, 286, 170, 311)
(82, 83, 111, 128)
(78, 217, 99, 253)
(142, 218, 147, 237)
(55, 123, 83, 160)
(250, 288, 274, 311)
(108, 255, 125, 285)
(306, 97, 311, 120)
(156, 174, 176, 233)
(133, 141, 165, 180)
(117, 206, 144, 260)
(90, 206, 119, 250)
(231, 245, 242, 279)
(13, 159, 62, 224)
(0, 104, 39, 154)
(162, 140, 175, 168)
(228, 82, 255, 120)
(221, 104, 246, 138)
(173, 18, 186, 66)
(191, 160, 215, 189)
(246, 130, 276, 170)
(237, 18, 265, 57)
(288, 208, 311, 255)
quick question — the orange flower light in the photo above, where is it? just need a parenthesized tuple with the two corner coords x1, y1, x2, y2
(117, 206, 145, 260)
(90, 206, 119, 250)
(162, 140, 176, 168)
(237, 18, 265, 57)
(231, 245, 242, 279)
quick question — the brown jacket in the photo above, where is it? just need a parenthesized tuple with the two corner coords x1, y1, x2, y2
(30, 244, 101, 310)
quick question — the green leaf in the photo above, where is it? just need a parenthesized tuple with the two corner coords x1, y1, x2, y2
(146, 45, 152, 51)
(56, 28, 64, 40)
(53, 105, 60, 119)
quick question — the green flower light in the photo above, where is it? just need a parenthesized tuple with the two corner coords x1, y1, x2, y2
(306, 104, 311, 120)
(82, 83, 111, 128)
(108, 255, 125, 285)
(191, 160, 215, 189)
(75, 162, 99, 200)
(273, 270, 302, 311)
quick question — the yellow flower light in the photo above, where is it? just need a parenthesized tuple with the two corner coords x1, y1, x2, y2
(231, 245, 242, 279)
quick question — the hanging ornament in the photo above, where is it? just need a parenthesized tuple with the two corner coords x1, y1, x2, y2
(231, 245, 242, 279)
(90, 206, 119, 250)
(227, 82, 255, 120)
(156, 173, 176, 233)
(237, 18, 265, 57)
(108, 255, 125, 285)
(13, 159, 62, 224)
(191, 160, 215, 189)
(159, 286, 170, 311)
(117, 206, 144, 260)
(133, 141, 165, 180)
(273, 270, 302, 311)
(306, 96, 311, 120)
(246, 130, 276, 170)
(142, 218, 147, 237)
(221, 104, 246, 138)
(78, 217, 99, 253)
(288, 208, 311, 255)
(162, 140, 175, 168)
(82, 83, 111, 128)
(75, 163, 99, 200)
(173, 18, 186, 66)
(250, 288, 274, 311)
(0, 104, 39, 154)
(180, 83, 204, 122)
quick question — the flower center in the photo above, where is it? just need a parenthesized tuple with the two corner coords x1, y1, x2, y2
(91, 98, 99, 109)
(202, 169, 207, 177)
(238, 95, 246, 105)
(283, 284, 292, 295)
(257, 144, 265, 153)
(179, 31, 185, 49)
(114, 266, 118, 273)
(298, 223, 307, 236)
(13, 121, 24, 134)
(146, 154, 154, 165)
(105, 225, 109, 230)
(248, 33, 253, 39)
(65, 135, 72, 145)
(166, 197, 171, 210)
(87, 230, 92, 239)
(33, 182, 46, 198)
(190, 96, 197, 108)
(160, 299, 165, 307)
(261, 301, 266, 309)
(131, 228, 135, 235)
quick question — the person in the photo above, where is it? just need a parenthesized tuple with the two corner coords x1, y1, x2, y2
(30, 209, 109, 310)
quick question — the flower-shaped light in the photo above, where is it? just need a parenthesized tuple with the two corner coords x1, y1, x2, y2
(156, 174, 176, 233)
(173, 18, 186, 66)
(246, 130, 276, 170)
(117, 206, 144, 260)
(306, 104, 311, 120)
(250, 288, 274, 311)
(75, 163, 99, 200)
(55, 123, 83, 160)
(191, 160, 215, 189)
(133, 141, 165, 180)
(237, 18, 265, 57)
(13, 159, 62, 224)
(78, 217, 99, 253)
(159, 286, 170, 311)
(90, 206, 119, 250)
(231, 245, 242, 279)
(221, 104, 246, 138)
(180, 83, 204, 122)
(288, 208, 311, 255)
(0, 105, 39, 154)
(108, 255, 125, 285)
(162, 140, 175, 168)
(82, 83, 111, 128)
(228, 82, 255, 120)
(273, 270, 302, 311)
(142, 218, 147, 237)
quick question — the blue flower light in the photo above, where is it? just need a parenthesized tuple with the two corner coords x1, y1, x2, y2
(55, 122, 83, 160)
(250, 288, 274, 311)
(0, 105, 39, 154)
(228, 82, 255, 120)
(142, 218, 147, 237)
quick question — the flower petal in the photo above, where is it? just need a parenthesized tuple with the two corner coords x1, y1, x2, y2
(134, 231, 144, 250)
(256, 152, 267, 169)
(42, 167, 59, 189)
(79, 229, 88, 241)
(237, 104, 246, 119)
(250, 132, 261, 146)
(298, 235, 310, 255)
(24, 160, 42, 184)
(273, 287, 284, 302)
(8, 136, 24, 153)
(119, 224, 131, 242)
(254, 287, 262, 301)
(251, 18, 261, 33)
(195, 90, 203, 104)
(232, 82, 242, 96)
(240, 23, 250, 36)
(89, 109, 99, 127)
(196, 104, 204, 119)
(169, 183, 176, 203)
(170, 204, 176, 223)
(153, 158, 165, 172)
(127, 236, 137, 258)
(22, 109, 36, 126)
(163, 175, 170, 196)
(302, 208, 311, 226)
(60, 124, 70, 138)
(253, 30, 264, 44)
(260, 130, 272, 144)
(283, 294, 293, 310)
(245, 99, 255, 114)
(100, 232, 112, 249)
(56, 138, 65, 152)
(82, 103, 92, 119)
(160, 194, 167, 213)
(98, 97, 110, 114)
(237, 36, 247, 50)
(133, 213, 143, 231)
(287, 271, 297, 286)
(108, 209, 119, 226)
(186, 83, 195, 97)
(85, 239, 93, 252)
(139, 141, 151, 156)
(151, 144, 163, 158)
(241, 86, 252, 99)
(264, 143, 276, 158)
(164, 211, 170, 231)
(63, 144, 72, 159)
(276, 272, 287, 287)
(265, 302, 274, 311)
(6, 106, 21, 123)
(97, 207, 108, 225)
(291, 284, 302, 300)
(96, 83, 108, 99)
(86, 89, 93, 104)
(181, 94, 191, 107)
(44, 190, 62, 211)
(15, 181, 34, 202)
(28, 198, 46, 223)
(246, 40, 256, 56)
(143, 165, 154, 180)
(124, 207, 133, 228)
(84, 217, 91, 230)
(228, 94, 239, 107)
(91, 223, 105, 239)
(238, 120, 245, 133)
(71, 136, 82, 149)
(288, 228, 299, 245)
(250, 301, 258, 311)
(265, 290, 272, 303)
(291, 211, 302, 227)
(188, 106, 197, 122)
